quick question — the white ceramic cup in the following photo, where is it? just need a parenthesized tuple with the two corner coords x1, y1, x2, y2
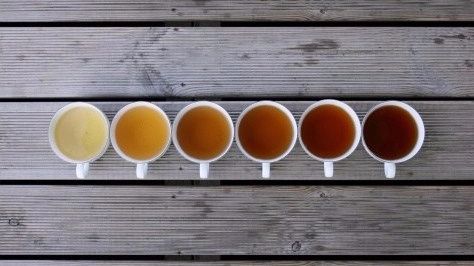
(172, 101, 234, 179)
(236, 101, 297, 178)
(362, 101, 425, 179)
(49, 102, 110, 179)
(110, 102, 171, 179)
(298, 100, 361, 178)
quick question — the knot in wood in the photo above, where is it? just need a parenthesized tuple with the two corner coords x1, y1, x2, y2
(8, 218, 20, 226)
(291, 241, 301, 252)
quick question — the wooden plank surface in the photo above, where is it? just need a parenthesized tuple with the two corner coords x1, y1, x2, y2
(0, 1, 473, 22)
(0, 185, 472, 255)
(1, 262, 472, 266)
(1, 101, 473, 180)
(1, 27, 473, 98)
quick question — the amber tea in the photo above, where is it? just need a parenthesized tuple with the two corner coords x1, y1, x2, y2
(176, 105, 232, 160)
(115, 105, 170, 161)
(238, 105, 294, 160)
(300, 104, 356, 159)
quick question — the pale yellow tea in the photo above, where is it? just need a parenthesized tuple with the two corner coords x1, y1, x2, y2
(54, 106, 108, 161)
(115, 106, 170, 161)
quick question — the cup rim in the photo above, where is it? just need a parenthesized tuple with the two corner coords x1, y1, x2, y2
(49, 102, 110, 164)
(298, 99, 361, 163)
(172, 101, 235, 164)
(110, 101, 171, 164)
(361, 100, 425, 164)
(235, 101, 297, 163)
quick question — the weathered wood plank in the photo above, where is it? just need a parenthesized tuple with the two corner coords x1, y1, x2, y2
(0, 101, 472, 180)
(0, 186, 472, 255)
(0, 27, 473, 98)
(0, 1, 473, 21)
(1, 261, 471, 266)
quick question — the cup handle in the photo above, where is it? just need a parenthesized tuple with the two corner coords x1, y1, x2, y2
(384, 162, 396, 178)
(76, 163, 89, 179)
(200, 163, 209, 179)
(324, 162, 333, 178)
(262, 162, 270, 178)
(136, 163, 148, 179)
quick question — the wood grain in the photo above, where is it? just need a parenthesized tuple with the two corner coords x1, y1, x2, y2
(0, 27, 473, 98)
(0, 185, 472, 255)
(1, 262, 471, 266)
(1, 101, 472, 180)
(0, 1, 473, 21)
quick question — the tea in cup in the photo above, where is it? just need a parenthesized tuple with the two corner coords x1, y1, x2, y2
(362, 101, 424, 178)
(236, 101, 297, 178)
(173, 101, 234, 178)
(111, 102, 171, 178)
(299, 100, 361, 177)
(49, 102, 110, 178)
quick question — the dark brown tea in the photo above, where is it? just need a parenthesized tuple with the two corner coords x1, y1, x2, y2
(363, 105, 418, 160)
(300, 104, 356, 159)
(238, 105, 294, 160)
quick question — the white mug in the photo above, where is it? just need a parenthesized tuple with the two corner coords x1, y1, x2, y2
(236, 101, 297, 178)
(110, 102, 171, 179)
(172, 101, 234, 179)
(362, 101, 425, 178)
(298, 100, 361, 178)
(49, 102, 110, 179)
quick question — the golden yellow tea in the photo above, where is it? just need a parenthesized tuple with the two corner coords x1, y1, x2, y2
(176, 106, 231, 160)
(238, 105, 294, 160)
(54, 106, 108, 161)
(115, 106, 170, 161)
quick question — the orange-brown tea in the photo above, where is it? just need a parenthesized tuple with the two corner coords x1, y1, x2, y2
(238, 105, 294, 160)
(363, 105, 418, 160)
(176, 106, 231, 160)
(115, 106, 170, 161)
(300, 104, 356, 159)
